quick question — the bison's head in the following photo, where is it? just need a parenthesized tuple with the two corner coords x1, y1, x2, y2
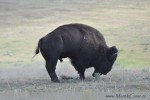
(93, 46, 118, 76)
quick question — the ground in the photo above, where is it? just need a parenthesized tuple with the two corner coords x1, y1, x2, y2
(0, 0, 150, 100)
(0, 61, 150, 100)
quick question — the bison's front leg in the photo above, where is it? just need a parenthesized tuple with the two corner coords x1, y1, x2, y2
(71, 59, 86, 80)
(46, 59, 59, 82)
(74, 65, 85, 80)
(78, 69, 85, 80)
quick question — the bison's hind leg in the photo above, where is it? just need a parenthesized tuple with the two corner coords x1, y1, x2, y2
(45, 59, 60, 82)
(40, 46, 61, 82)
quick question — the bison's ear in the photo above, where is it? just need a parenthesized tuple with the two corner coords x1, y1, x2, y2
(107, 46, 118, 61)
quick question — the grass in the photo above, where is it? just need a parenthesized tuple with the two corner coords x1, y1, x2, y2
(0, 0, 150, 68)
(0, 67, 149, 100)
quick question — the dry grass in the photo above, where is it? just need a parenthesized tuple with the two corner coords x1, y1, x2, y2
(0, 65, 150, 100)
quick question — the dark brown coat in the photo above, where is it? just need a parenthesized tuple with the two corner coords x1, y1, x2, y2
(34, 23, 118, 82)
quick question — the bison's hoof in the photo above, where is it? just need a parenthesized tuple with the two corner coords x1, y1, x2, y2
(52, 79, 60, 83)
(79, 76, 85, 80)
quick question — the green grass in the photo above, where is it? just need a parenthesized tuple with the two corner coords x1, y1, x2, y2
(0, 0, 150, 68)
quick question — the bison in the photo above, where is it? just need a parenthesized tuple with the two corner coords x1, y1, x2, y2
(34, 23, 118, 82)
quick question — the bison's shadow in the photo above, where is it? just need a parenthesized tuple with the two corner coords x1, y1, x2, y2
(59, 75, 95, 83)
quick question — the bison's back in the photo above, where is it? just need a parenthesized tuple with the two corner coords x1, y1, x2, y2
(41, 23, 107, 59)
(52, 23, 107, 46)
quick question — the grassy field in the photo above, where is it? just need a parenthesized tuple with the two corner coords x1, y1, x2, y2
(0, 0, 150, 68)
(0, 0, 150, 100)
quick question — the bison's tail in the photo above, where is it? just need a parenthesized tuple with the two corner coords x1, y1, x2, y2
(32, 38, 43, 59)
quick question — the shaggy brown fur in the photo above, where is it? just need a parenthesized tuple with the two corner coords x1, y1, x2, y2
(34, 23, 118, 82)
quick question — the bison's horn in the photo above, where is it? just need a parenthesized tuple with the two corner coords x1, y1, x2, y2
(107, 46, 118, 61)
(111, 51, 118, 61)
